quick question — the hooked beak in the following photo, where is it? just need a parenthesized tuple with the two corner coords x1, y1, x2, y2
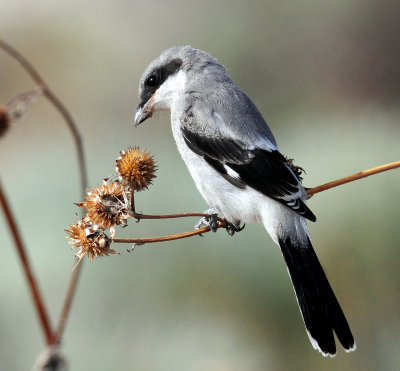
(133, 92, 156, 127)
(133, 106, 150, 127)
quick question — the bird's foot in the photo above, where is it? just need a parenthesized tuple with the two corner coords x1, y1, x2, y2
(225, 221, 245, 236)
(195, 208, 219, 232)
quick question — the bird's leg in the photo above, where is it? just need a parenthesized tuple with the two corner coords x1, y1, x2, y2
(195, 208, 219, 232)
(225, 222, 245, 236)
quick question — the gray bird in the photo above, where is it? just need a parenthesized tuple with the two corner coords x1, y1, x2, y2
(133, 46, 355, 356)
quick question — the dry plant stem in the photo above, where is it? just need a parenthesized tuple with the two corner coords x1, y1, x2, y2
(0, 39, 87, 344)
(132, 211, 225, 222)
(307, 161, 400, 196)
(113, 223, 225, 244)
(55, 264, 82, 342)
(0, 180, 53, 345)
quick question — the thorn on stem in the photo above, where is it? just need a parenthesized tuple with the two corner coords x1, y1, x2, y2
(134, 212, 143, 223)
(127, 242, 144, 253)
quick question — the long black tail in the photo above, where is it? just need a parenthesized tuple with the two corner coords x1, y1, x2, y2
(279, 236, 355, 356)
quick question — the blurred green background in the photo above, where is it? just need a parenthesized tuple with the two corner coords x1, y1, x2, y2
(1, 1, 399, 370)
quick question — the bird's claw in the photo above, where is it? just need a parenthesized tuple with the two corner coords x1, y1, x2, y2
(225, 222, 245, 236)
(195, 208, 219, 233)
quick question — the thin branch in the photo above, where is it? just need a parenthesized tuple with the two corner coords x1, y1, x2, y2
(0, 39, 87, 344)
(0, 39, 45, 85)
(307, 161, 400, 196)
(0, 180, 53, 345)
(55, 264, 82, 341)
(131, 212, 225, 222)
(113, 222, 226, 244)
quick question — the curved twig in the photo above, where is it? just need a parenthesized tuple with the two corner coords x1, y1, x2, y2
(113, 222, 226, 244)
(0, 39, 87, 198)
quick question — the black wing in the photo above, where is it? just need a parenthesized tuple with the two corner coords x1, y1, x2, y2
(181, 125, 316, 222)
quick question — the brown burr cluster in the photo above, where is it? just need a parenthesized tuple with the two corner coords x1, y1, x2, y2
(66, 147, 156, 264)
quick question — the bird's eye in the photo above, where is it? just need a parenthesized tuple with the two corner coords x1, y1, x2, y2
(145, 75, 157, 87)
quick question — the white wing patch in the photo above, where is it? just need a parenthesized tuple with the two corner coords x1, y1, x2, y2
(224, 165, 241, 180)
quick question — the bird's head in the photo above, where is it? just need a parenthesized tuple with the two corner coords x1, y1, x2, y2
(133, 46, 221, 126)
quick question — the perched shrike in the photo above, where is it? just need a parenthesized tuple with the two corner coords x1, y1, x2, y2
(133, 46, 355, 356)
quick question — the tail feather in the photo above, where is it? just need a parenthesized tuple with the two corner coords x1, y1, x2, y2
(278, 236, 355, 356)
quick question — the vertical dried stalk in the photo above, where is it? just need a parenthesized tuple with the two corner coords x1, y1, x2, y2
(55, 265, 82, 341)
(0, 180, 53, 345)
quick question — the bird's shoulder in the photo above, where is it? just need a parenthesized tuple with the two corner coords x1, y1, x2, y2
(180, 88, 277, 152)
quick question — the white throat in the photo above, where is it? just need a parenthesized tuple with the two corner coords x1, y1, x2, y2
(153, 70, 187, 112)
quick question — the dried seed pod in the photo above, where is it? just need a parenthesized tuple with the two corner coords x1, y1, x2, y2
(66, 219, 116, 261)
(116, 147, 156, 191)
(77, 179, 131, 229)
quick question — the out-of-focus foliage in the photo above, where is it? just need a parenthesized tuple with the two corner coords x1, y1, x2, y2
(0, 1, 399, 370)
